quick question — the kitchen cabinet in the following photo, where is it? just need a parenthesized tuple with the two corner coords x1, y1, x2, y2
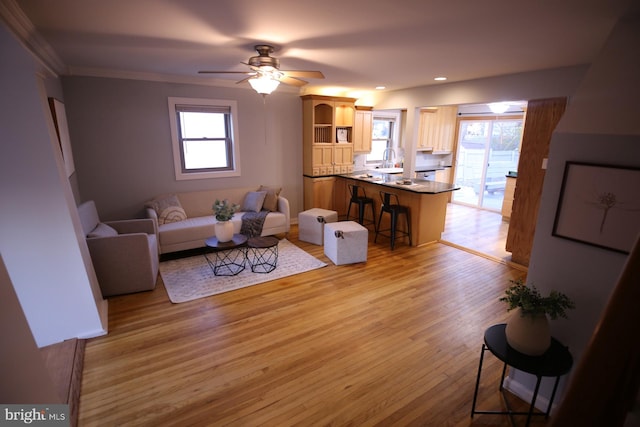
(417, 106, 457, 153)
(302, 95, 355, 177)
(303, 176, 336, 210)
(353, 106, 373, 153)
(435, 168, 451, 183)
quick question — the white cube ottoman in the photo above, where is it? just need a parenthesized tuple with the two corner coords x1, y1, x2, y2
(324, 221, 368, 265)
(298, 208, 338, 245)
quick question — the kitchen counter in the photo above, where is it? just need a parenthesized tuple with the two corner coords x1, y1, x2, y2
(344, 171, 459, 194)
(334, 173, 459, 247)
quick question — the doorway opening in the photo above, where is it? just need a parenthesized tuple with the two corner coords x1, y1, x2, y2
(452, 116, 523, 211)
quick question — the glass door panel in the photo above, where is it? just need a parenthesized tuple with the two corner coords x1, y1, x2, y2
(482, 120, 522, 210)
(453, 120, 489, 206)
(453, 118, 523, 210)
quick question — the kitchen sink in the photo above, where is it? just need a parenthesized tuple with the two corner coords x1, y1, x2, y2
(369, 167, 403, 174)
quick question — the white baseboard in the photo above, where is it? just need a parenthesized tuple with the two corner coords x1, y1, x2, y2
(503, 375, 554, 414)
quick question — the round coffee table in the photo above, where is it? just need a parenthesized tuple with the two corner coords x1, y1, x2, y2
(246, 236, 279, 273)
(204, 234, 248, 276)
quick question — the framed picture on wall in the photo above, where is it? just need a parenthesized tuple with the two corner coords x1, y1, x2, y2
(552, 161, 640, 254)
(48, 98, 75, 178)
(336, 128, 348, 142)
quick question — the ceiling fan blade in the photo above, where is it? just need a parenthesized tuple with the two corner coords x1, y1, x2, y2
(235, 76, 253, 84)
(277, 75, 308, 87)
(280, 70, 325, 79)
(198, 70, 254, 75)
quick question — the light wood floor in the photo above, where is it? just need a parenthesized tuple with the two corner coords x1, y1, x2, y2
(79, 221, 545, 426)
(441, 203, 520, 269)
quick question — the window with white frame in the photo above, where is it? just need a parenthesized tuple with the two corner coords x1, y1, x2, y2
(168, 97, 241, 180)
(366, 114, 399, 165)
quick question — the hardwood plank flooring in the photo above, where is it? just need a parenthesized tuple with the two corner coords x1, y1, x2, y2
(79, 225, 546, 426)
(441, 203, 523, 270)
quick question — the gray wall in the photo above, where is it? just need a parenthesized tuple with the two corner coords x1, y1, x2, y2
(62, 77, 304, 221)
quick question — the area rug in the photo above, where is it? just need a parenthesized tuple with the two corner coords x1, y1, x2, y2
(160, 239, 327, 303)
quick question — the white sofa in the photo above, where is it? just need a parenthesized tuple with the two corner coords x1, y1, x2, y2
(145, 187, 290, 254)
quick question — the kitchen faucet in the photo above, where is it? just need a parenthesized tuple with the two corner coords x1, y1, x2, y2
(382, 147, 396, 168)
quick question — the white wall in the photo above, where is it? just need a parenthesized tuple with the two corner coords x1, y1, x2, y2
(0, 254, 60, 403)
(0, 23, 107, 347)
(506, 9, 640, 408)
(369, 65, 588, 178)
(369, 7, 639, 412)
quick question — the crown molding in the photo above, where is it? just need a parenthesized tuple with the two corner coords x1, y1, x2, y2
(0, 0, 67, 76)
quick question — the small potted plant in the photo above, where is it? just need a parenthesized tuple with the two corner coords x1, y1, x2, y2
(212, 199, 240, 242)
(500, 278, 575, 355)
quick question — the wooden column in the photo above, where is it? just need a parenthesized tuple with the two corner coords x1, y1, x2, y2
(506, 97, 567, 266)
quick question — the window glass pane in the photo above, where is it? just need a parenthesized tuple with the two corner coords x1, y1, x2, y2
(372, 120, 390, 139)
(368, 139, 388, 162)
(179, 112, 226, 139)
(183, 140, 228, 169)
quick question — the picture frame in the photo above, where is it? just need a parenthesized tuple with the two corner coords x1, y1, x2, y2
(336, 128, 348, 143)
(48, 98, 76, 178)
(552, 161, 640, 254)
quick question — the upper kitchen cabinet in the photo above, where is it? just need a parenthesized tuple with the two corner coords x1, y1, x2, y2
(302, 95, 356, 176)
(353, 106, 373, 153)
(417, 106, 458, 153)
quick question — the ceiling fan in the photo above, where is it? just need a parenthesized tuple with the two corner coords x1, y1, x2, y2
(198, 44, 324, 95)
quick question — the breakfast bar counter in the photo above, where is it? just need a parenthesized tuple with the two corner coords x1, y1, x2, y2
(334, 172, 459, 247)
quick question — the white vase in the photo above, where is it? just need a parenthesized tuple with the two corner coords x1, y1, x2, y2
(505, 308, 551, 356)
(214, 221, 234, 243)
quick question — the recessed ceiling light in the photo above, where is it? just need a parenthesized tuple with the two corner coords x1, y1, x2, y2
(434, 76, 447, 81)
(375, 86, 386, 90)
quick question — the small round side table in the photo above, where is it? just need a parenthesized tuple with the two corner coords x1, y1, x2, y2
(246, 236, 279, 273)
(204, 234, 248, 276)
(470, 323, 573, 426)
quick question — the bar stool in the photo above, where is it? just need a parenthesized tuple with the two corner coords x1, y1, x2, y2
(346, 184, 376, 230)
(375, 191, 412, 250)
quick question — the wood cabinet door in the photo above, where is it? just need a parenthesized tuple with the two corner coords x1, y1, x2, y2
(354, 110, 373, 153)
(436, 106, 458, 152)
(303, 177, 336, 210)
(418, 109, 437, 150)
(312, 145, 334, 176)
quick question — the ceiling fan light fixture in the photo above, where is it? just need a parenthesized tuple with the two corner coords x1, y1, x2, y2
(248, 75, 280, 95)
(487, 102, 510, 114)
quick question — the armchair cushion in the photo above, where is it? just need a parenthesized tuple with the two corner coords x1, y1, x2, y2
(87, 222, 118, 238)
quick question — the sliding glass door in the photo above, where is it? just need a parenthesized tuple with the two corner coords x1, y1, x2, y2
(453, 117, 523, 210)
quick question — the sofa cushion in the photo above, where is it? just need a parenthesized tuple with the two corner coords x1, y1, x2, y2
(158, 216, 242, 247)
(242, 191, 267, 213)
(88, 222, 118, 238)
(259, 185, 282, 212)
(146, 195, 187, 225)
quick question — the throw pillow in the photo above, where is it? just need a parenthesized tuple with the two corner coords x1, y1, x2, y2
(87, 222, 118, 238)
(145, 194, 187, 225)
(258, 185, 282, 212)
(242, 191, 267, 213)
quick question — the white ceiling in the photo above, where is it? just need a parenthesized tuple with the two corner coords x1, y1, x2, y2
(8, 0, 634, 96)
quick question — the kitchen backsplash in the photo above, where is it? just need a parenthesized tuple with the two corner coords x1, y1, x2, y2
(354, 151, 452, 169)
(415, 152, 453, 168)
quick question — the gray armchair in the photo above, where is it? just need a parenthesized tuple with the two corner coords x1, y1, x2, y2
(78, 201, 158, 297)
